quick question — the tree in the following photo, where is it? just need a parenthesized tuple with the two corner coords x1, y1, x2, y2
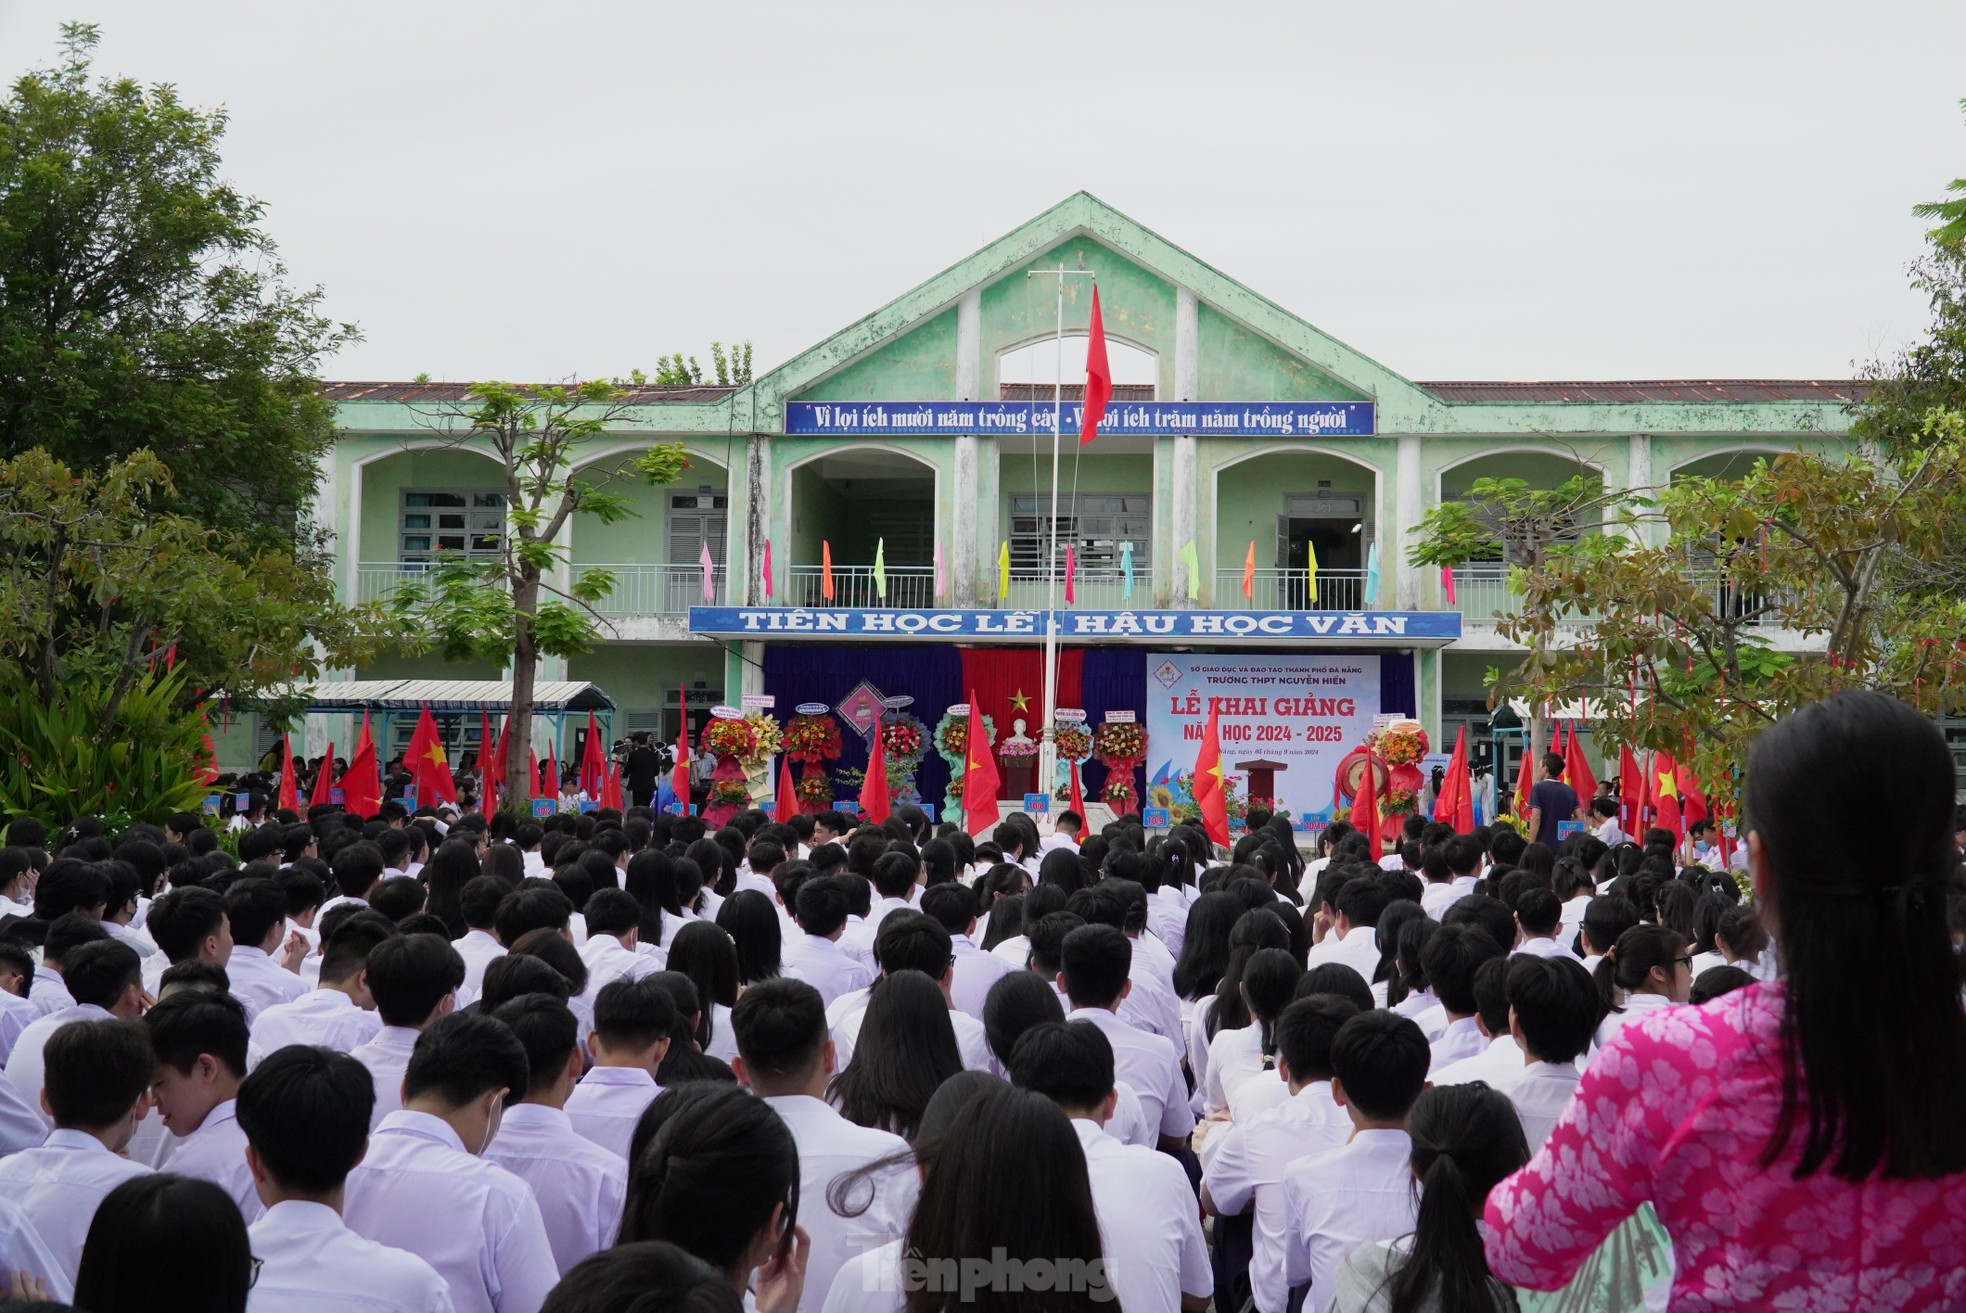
(393, 382, 689, 807)
(0, 24, 357, 554)
(651, 341, 753, 387)
(1911, 98, 1966, 247)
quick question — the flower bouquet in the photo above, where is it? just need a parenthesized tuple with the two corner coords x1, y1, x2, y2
(701, 717, 759, 759)
(1369, 722, 1428, 767)
(796, 774, 834, 807)
(1092, 721, 1147, 767)
(1052, 722, 1093, 763)
(707, 779, 752, 809)
(1101, 776, 1135, 808)
(998, 737, 1039, 759)
(783, 714, 842, 763)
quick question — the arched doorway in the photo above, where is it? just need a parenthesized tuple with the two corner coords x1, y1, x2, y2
(786, 446, 939, 606)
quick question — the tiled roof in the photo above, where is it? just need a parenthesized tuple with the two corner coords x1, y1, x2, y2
(321, 381, 738, 403)
(999, 383, 1157, 402)
(1414, 380, 1863, 405)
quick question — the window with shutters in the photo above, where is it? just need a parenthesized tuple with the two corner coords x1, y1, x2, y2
(400, 489, 506, 561)
(667, 490, 728, 565)
(1009, 494, 1150, 576)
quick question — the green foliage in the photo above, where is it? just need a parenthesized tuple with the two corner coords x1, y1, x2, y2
(0, 661, 215, 824)
(653, 354, 701, 386)
(709, 341, 753, 386)
(651, 343, 753, 387)
(0, 24, 359, 555)
(1911, 99, 1966, 247)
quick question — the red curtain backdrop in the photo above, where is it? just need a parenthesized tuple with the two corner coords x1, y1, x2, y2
(958, 648, 1084, 799)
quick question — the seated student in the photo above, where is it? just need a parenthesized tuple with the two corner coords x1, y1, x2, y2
(564, 976, 674, 1160)
(1428, 956, 1524, 1087)
(141, 885, 233, 997)
(1278, 1011, 1431, 1313)
(577, 888, 663, 1007)
(1308, 877, 1391, 984)
(483, 994, 628, 1276)
(0, 1018, 155, 1285)
(1511, 886, 1574, 959)
(779, 876, 874, 1008)
(1591, 923, 1693, 1051)
(343, 1012, 558, 1313)
(320, 841, 386, 919)
(543, 1241, 747, 1313)
(1059, 923, 1194, 1150)
(1326, 1082, 1530, 1313)
(828, 913, 991, 1073)
(0, 940, 40, 1067)
(248, 910, 391, 1065)
(236, 1045, 455, 1312)
(27, 910, 109, 1016)
(1010, 1021, 1211, 1313)
(1420, 835, 1482, 917)
(1501, 954, 1599, 1151)
(730, 977, 916, 1307)
(223, 877, 308, 1018)
(1203, 996, 1360, 1313)
(144, 990, 259, 1219)
(5, 939, 145, 1102)
(1418, 923, 1505, 1075)
(453, 876, 510, 1005)
(349, 933, 465, 1128)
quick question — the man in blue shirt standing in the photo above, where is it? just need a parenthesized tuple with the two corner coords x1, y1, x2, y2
(1526, 751, 1580, 850)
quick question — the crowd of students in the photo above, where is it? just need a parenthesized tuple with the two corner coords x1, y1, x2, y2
(0, 687, 1959, 1311)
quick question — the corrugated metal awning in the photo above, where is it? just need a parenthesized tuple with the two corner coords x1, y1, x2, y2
(277, 680, 615, 715)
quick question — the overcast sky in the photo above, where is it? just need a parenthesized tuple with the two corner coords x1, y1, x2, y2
(5, 1, 1962, 384)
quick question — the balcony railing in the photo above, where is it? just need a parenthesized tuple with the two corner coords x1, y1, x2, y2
(1213, 568, 1370, 611)
(1002, 572, 1152, 611)
(1451, 565, 1787, 627)
(785, 565, 937, 609)
(357, 562, 724, 615)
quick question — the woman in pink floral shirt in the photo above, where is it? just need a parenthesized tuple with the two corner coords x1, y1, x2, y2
(1484, 691, 1966, 1311)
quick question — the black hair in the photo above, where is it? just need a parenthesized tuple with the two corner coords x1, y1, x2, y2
(585, 887, 643, 940)
(460, 875, 507, 931)
(540, 1241, 742, 1313)
(1716, 904, 1771, 962)
(731, 976, 828, 1087)
(145, 886, 227, 963)
(1441, 895, 1516, 958)
(1241, 947, 1305, 1060)
(1009, 1019, 1115, 1111)
(423, 838, 481, 938)
(494, 883, 574, 944)
(75, 1174, 252, 1313)
(1330, 1010, 1430, 1122)
(1274, 994, 1358, 1084)
(492, 993, 579, 1099)
(1515, 886, 1562, 938)
(157, 960, 230, 996)
(235, 1045, 376, 1193)
(365, 933, 465, 1027)
(1383, 1083, 1530, 1313)
(1503, 955, 1597, 1064)
(144, 989, 249, 1078)
(402, 1010, 529, 1107)
(61, 938, 141, 1009)
(594, 976, 677, 1052)
(793, 875, 853, 938)
(1298, 962, 1375, 1014)
(1207, 907, 1291, 1040)
(45, 1017, 154, 1129)
(872, 911, 952, 980)
(478, 953, 572, 1012)
(1420, 924, 1504, 1016)
(827, 970, 962, 1141)
(222, 876, 288, 949)
(714, 890, 783, 984)
(1691, 964, 1756, 1005)
(1058, 923, 1131, 1010)
(1171, 891, 1242, 1000)
(982, 969, 1068, 1072)
(1471, 955, 1511, 1035)
(667, 921, 739, 1049)
(617, 1083, 798, 1276)
(508, 927, 588, 998)
(918, 881, 978, 934)
(330, 841, 384, 900)
(1593, 923, 1688, 1019)
(1579, 894, 1640, 958)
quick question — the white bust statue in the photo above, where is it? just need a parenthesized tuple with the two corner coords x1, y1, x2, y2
(1003, 718, 1033, 746)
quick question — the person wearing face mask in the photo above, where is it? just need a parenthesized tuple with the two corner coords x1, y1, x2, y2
(341, 1011, 558, 1313)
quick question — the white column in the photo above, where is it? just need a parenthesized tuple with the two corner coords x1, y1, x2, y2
(1626, 433, 1654, 545)
(1174, 288, 1199, 402)
(1395, 434, 1424, 610)
(1171, 287, 1200, 604)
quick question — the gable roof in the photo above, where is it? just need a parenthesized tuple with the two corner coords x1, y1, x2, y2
(1417, 380, 1861, 405)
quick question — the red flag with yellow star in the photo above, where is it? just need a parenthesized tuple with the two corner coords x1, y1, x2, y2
(1650, 748, 1685, 840)
(407, 704, 457, 805)
(960, 693, 1001, 836)
(1192, 701, 1231, 850)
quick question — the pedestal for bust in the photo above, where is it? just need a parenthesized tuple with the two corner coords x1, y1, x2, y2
(1000, 757, 1035, 800)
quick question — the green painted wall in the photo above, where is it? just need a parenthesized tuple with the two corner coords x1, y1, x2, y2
(358, 448, 506, 565)
(569, 448, 730, 566)
(1195, 304, 1368, 402)
(979, 237, 1176, 398)
(569, 645, 726, 731)
(800, 309, 960, 402)
(789, 463, 850, 566)
(1212, 450, 1384, 567)
(1436, 447, 1613, 500)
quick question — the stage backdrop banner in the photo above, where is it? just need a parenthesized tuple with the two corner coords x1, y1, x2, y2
(1143, 653, 1379, 824)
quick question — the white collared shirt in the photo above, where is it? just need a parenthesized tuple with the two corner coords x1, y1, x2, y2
(830, 993, 993, 1074)
(249, 988, 383, 1067)
(1389, 988, 1444, 1038)
(1507, 1059, 1584, 1152)
(4, 1003, 111, 1103)
(1279, 1128, 1417, 1313)
(1420, 874, 1478, 918)
(576, 935, 660, 1009)
(451, 930, 506, 1006)
(0, 989, 40, 1068)
(343, 1110, 557, 1313)
(947, 935, 1012, 1019)
(1513, 934, 1577, 961)
(0, 1192, 71, 1303)
(1065, 1006, 1193, 1140)
(1429, 1033, 1524, 1087)
(1307, 923, 1384, 988)
(248, 1198, 453, 1313)
(1428, 1015, 1487, 1075)
(0, 1128, 151, 1286)
(563, 1065, 663, 1161)
(763, 1093, 918, 1307)
(165, 1097, 261, 1221)
(1072, 1118, 1211, 1313)
(1203, 1080, 1354, 1313)
(1202, 1021, 1267, 1116)
(1593, 989, 1677, 1052)
(781, 933, 874, 1008)
(844, 896, 915, 958)
(26, 966, 73, 1019)
(480, 1103, 626, 1276)
(350, 1025, 422, 1128)
(0, 1067, 46, 1158)
(227, 944, 308, 1018)
(988, 933, 1031, 971)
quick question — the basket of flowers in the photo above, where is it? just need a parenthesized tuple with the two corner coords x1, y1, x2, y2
(796, 774, 834, 807)
(934, 710, 994, 767)
(880, 715, 928, 768)
(1102, 776, 1135, 808)
(997, 736, 1039, 760)
(783, 713, 842, 763)
(701, 717, 759, 759)
(739, 713, 782, 770)
(707, 779, 752, 809)
(1092, 721, 1147, 767)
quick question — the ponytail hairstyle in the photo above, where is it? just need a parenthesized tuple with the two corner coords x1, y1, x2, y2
(1382, 1082, 1529, 1313)
(1653, 880, 1698, 939)
(1592, 923, 1688, 1019)
(618, 1083, 797, 1276)
(1714, 905, 1770, 964)
(1552, 857, 1594, 903)
(1207, 908, 1289, 1041)
(1239, 948, 1304, 1062)
(1393, 915, 1440, 1003)
(1375, 901, 1428, 1004)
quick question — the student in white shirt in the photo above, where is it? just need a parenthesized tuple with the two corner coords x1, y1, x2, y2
(565, 976, 673, 1160)
(1324, 1082, 1531, 1313)
(249, 910, 390, 1065)
(1009, 1021, 1211, 1313)
(236, 1035, 455, 1311)
(843, 852, 922, 960)
(1203, 996, 1360, 1313)
(1202, 947, 1302, 1116)
(143, 990, 261, 1220)
(350, 933, 465, 1128)
(1587, 796, 1628, 847)
(780, 876, 875, 1008)
(613, 1080, 811, 1313)
(1500, 954, 1598, 1152)
(1427, 957, 1524, 1088)
(732, 977, 917, 1308)
(450, 876, 509, 1006)
(1420, 922, 1506, 1076)
(1307, 878, 1391, 987)
(483, 995, 628, 1276)
(1278, 1011, 1431, 1313)
(224, 877, 309, 1019)
(1510, 887, 1576, 960)
(1591, 922, 1692, 1051)
(318, 840, 386, 922)
(139, 886, 234, 999)
(343, 1011, 559, 1313)
(1060, 924, 1195, 1150)
(6, 938, 145, 1105)
(0, 942, 41, 1068)
(72, 1172, 254, 1313)
(664, 921, 741, 1064)
(576, 888, 663, 1011)
(1419, 834, 1483, 918)
(0, 1017, 154, 1287)
(918, 882, 1013, 1019)
(829, 914, 993, 1077)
